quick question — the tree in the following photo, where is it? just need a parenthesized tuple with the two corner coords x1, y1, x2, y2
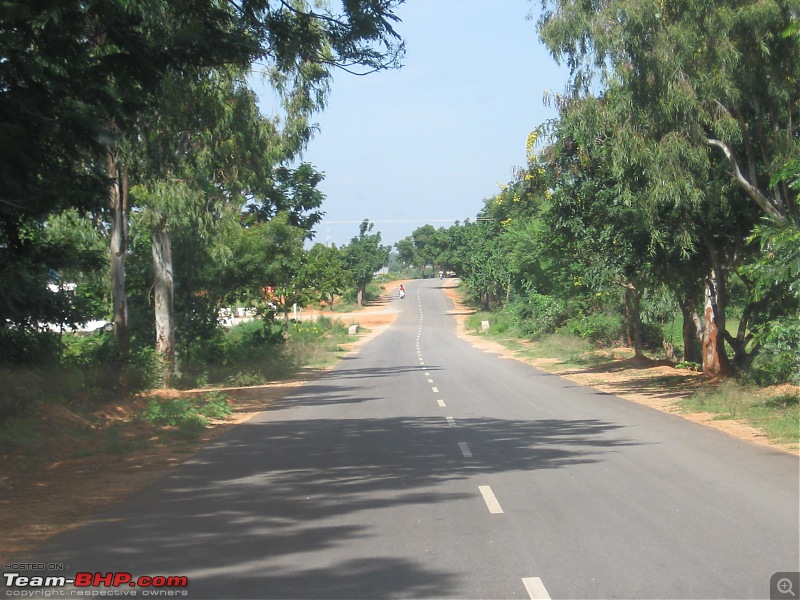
(130, 65, 302, 382)
(536, 0, 800, 375)
(411, 224, 438, 274)
(342, 220, 390, 306)
(394, 237, 418, 272)
(538, 0, 798, 222)
(301, 244, 352, 309)
(1, 0, 405, 380)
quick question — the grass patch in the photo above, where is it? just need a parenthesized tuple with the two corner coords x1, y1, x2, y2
(465, 310, 525, 337)
(680, 381, 800, 445)
(140, 391, 231, 438)
(520, 334, 602, 370)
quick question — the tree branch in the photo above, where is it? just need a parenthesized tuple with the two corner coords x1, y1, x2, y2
(705, 137, 787, 223)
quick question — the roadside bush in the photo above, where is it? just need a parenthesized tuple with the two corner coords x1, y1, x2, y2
(641, 321, 665, 352)
(140, 391, 231, 436)
(129, 345, 162, 393)
(61, 329, 159, 397)
(563, 312, 624, 346)
(507, 293, 566, 338)
(221, 319, 284, 365)
(751, 318, 800, 385)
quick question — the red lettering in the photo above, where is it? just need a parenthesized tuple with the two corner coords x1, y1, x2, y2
(166, 576, 188, 588)
(113, 572, 132, 586)
(94, 572, 114, 587)
(74, 573, 93, 587)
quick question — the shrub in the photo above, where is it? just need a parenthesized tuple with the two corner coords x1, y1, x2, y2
(641, 321, 665, 352)
(563, 312, 624, 346)
(751, 318, 800, 385)
(62, 329, 160, 397)
(140, 391, 231, 436)
(507, 293, 566, 338)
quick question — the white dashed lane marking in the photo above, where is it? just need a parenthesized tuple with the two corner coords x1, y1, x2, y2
(522, 577, 551, 600)
(478, 485, 503, 514)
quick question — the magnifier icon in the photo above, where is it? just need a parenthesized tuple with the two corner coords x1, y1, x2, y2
(778, 578, 796, 597)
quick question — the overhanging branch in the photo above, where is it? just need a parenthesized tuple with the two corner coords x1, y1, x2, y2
(705, 137, 787, 223)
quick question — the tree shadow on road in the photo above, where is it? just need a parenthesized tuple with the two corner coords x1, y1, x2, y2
(12, 404, 639, 598)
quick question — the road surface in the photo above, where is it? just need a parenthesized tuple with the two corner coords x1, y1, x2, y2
(5, 279, 799, 598)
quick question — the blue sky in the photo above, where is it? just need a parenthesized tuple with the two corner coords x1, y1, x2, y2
(258, 1, 569, 248)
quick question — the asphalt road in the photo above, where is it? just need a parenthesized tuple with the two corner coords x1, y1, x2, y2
(6, 279, 799, 599)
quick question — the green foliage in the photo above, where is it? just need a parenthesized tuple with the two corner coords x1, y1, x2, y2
(526, 333, 595, 366)
(301, 243, 352, 306)
(563, 312, 625, 346)
(341, 281, 385, 305)
(507, 292, 566, 338)
(341, 220, 390, 304)
(140, 392, 231, 436)
(0, 367, 52, 420)
(2, 0, 406, 404)
(61, 330, 161, 398)
(751, 318, 800, 386)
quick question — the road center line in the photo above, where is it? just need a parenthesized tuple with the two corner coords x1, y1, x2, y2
(458, 442, 473, 458)
(478, 485, 503, 514)
(432, 386, 439, 393)
(437, 399, 446, 407)
(522, 577, 551, 600)
(446, 416, 456, 426)
(427, 378, 434, 383)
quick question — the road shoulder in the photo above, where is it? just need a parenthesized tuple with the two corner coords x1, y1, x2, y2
(439, 278, 799, 456)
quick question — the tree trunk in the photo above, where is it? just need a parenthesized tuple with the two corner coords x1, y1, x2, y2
(629, 288, 644, 357)
(701, 268, 733, 377)
(108, 145, 129, 393)
(622, 284, 644, 356)
(677, 297, 702, 364)
(152, 228, 175, 386)
(623, 291, 634, 347)
(357, 284, 366, 306)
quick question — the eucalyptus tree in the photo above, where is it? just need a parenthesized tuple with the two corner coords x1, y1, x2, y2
(536, 0, 799, 375)
(129, 66, 301, 382)
(537, 0, 798, 222)
(2, 1, 405, 386)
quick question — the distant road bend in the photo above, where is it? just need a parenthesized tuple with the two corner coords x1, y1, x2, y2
(7, 279, 800, 599)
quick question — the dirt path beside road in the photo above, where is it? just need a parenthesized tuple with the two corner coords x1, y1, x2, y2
(0, 284, 409, 563)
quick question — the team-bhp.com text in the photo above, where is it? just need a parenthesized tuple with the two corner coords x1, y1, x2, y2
(4, 572, 188, 597)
